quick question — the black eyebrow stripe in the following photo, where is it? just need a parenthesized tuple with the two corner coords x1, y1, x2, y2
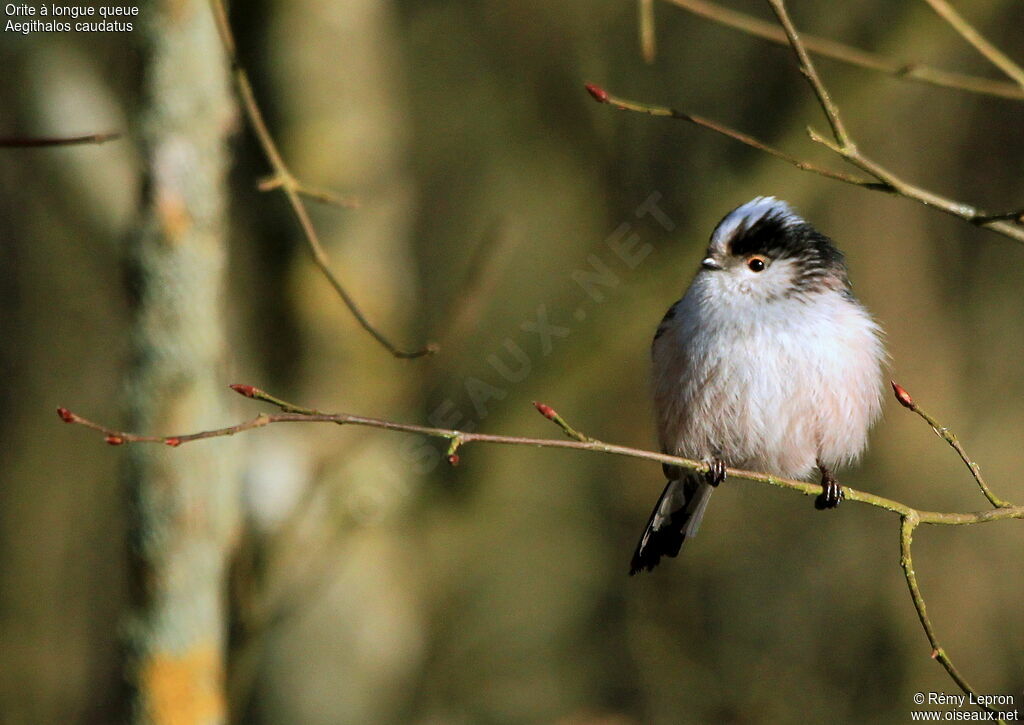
(723, 213, 848, 280)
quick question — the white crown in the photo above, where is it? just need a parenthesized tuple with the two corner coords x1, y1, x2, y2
(711, 196, 802, 248)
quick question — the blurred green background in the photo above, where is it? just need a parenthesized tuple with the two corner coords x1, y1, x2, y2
(1, 0, 1023, 723)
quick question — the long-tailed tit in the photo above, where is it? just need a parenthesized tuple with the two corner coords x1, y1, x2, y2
(631, 197, 885, 575)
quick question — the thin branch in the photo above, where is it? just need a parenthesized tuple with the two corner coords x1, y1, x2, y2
(207, 0, 435, 359)
(583, 84, 888, 189)
(58, 384, 1024, 707)
(899, 516, 997, 712)
(610, 0, 1024, 244)
(0, 132, 122, 147)
(892, 381, 1009, 509)
(970, 209, 1024, 225)
(257, 175, 360, 209)
(765, 0, 852, 149)
(806, 127, 1024, 242)
(533, 401, 594, 443)
(921, 0, 1024, 92)
(661, 0, 1024, 101)
(583, 84, 1024, 242)
(56, 387, 1022, 529)
(763, 0, 1024, 243)
(639, 0, 657, 64)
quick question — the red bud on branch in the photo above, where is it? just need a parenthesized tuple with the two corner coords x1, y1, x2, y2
(165, 438, 182, 447)
(584, 83, 609, 104)
(533, 402, 557, 421)
(230, 384, 259, 398)
(891, 380, 915, 410)
(57, 407, 77, 423)
(447, 453, 460, 467)
(105, 435, 125, 446)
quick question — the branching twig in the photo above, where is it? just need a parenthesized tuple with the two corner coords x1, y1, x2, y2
(57, 385, 1022, 530)
(890, 383, 1013, 712)
(970, 209, 1024, 225)
(898, 515, 995, 711)
(596, 0, 1024, 243)
(207, 0, 435, 359)
(0, 133, 122, 147)
(805, 124, 1024, 241)
(765, 0, 1024, 245)
(56, 381, 1023, 706)
(602, 0, 1024, 243)
(766, 0, 851, 149)
(661, 0, 1024, 101)
(921, 0, 1024, 92)
(257, 175, 360, 209)
(583, 84, 887, 189)
(891, 381, 1009, 509)
(533, 401, 594, 442)
(583, 84, 1024, 243)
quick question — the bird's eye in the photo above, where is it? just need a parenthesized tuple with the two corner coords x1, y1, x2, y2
(746, 256, 768, 272)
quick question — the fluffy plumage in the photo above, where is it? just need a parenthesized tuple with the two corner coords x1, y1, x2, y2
(631, 197, 885, 575)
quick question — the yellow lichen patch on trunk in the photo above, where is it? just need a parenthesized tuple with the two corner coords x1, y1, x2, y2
(140, 643, 225, 725)
(156, 189, 191, 243)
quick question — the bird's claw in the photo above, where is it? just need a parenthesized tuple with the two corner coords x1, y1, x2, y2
(704, 458, 727, 487)
(815, 468, 843, 510)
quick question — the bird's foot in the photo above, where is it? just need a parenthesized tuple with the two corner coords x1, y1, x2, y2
(815, 465, 843, 510)
(704, 458, 727, 487)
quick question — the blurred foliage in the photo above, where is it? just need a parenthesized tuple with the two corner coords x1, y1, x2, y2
(2, 0, 1023, 723)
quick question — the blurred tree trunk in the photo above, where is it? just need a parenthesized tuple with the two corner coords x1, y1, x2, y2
(122, 1, 241, 723)
(231, 1, 429, 722)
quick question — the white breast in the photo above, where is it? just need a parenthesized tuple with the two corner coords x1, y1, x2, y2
(652, 281, 884, 479)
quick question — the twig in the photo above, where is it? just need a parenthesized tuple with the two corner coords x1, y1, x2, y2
(636, 4, 1024, 240)
(891, 381, 1009, 509)
(533, 401, 593, 443)
(763, 0, 1024, 244)
(607, 0, 1024, 243)
(661, 0, 1024, 101)
(806, 128, 1024, 241)
(766, 0, 852, 149)
(0, 132, 122, 147)
(583, 84, 887, 189)
(970, 209, 1024, 225)
(257, 175, 360, 209)
(583, 84, 1024, 242)
(207, 0, 435, 359)
(57, 384, 1023, 706)
(921, 0, 1024, 92)
(899, 516, 1000, 714)
(639, 0, 657, 64)
(57, 387, 1022, 528)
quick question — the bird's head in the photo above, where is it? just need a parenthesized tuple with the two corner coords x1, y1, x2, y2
(697, 197, 849, 305)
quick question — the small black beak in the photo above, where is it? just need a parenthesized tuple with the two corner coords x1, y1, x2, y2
(701, 257, 724, 271)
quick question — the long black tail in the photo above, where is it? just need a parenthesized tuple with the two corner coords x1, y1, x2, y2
(629, 475, 714, 575)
